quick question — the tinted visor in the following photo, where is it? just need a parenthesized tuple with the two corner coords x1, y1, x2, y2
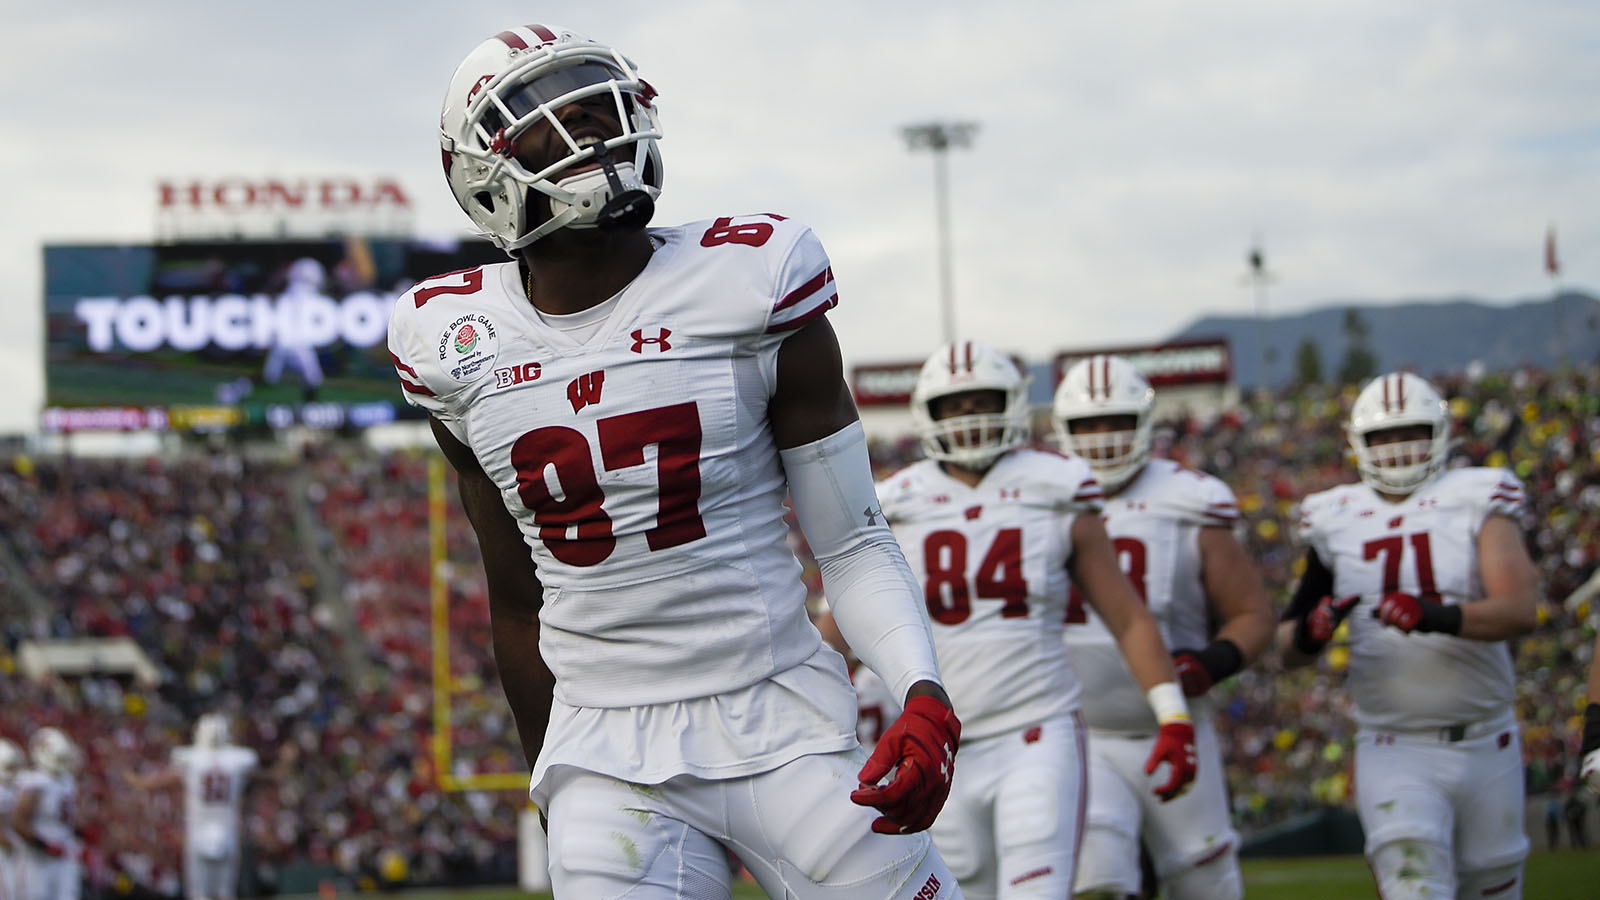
(481, 61, 629, 136)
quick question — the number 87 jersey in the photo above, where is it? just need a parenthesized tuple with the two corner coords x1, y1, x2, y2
(387, 214, 841, 710)
(877, 449, 1104, 741)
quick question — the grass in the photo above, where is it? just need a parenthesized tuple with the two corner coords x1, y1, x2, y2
(307, 850, 1600, 899)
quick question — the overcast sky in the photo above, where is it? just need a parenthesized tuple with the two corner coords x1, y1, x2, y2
(3, 0, 1596, 433)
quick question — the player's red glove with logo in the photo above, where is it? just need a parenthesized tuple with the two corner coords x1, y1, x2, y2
(1293, 594, 1360, 654)
(851, 695, 961, 834)
(1372, 591, 1462, 634)
(1144, 719, 1197, 802)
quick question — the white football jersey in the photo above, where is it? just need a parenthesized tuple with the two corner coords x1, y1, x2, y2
(1064, 459, 1240, 734)
(11, 770, 74, 848)
(1297, 467, 1527, 730)
(391, 215, 862, 806)
(390, 214, 838, 709)
(878, 449, 1102, 740)
(172, 745, 258, 835)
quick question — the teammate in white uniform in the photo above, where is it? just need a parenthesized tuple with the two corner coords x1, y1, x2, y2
(394, 25, 963, 898)
(1052, 355, 1274, 900)
(1281, 371, 1538, 900)
(125, 714, 261, 900)
(10, 728, 79, 900)
(876, 341, 1199, 900)
(0, 738, 22, 900)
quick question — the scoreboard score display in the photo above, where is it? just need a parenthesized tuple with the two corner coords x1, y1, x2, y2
(43, 236, 507, 431)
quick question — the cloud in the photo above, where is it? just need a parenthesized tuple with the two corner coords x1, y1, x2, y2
(2, 0, 1597, 432)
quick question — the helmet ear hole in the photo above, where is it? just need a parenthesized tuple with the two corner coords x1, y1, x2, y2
(473, 191, 497, 214)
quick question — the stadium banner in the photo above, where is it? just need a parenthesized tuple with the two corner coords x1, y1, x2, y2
(1051, 338, 1232, 388)
(42, 236, 507, 430)
(851, 361, 925, 407)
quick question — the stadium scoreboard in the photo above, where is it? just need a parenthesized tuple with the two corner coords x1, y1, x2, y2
(42, 235, 507, 432)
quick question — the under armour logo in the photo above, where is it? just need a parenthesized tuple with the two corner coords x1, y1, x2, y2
(630, 328, 672, 353)
(1388, 515, 1404, 528)
(863, 506, 881, 525)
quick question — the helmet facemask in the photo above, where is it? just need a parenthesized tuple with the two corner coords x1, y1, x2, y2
(1056, 413, 1152, 492)
(1350, 424, 1450, 493)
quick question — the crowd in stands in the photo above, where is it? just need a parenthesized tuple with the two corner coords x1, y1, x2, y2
(0, 359, 1595, 894)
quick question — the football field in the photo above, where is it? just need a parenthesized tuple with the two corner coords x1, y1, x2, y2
(343, 850, 1600, 899)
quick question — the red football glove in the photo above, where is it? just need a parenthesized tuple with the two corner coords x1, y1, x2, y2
(1144, 720, 1197, 802)
(1372, 591, 1461, 634)
(850, 695, 961, 834)
(1307, 594, 1360, 644)
(1171, 652, 1214, 698)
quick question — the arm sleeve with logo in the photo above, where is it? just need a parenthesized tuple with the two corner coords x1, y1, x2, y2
(783, 423, 944, 704)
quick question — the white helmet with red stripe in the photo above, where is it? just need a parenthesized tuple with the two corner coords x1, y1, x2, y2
(1051, 354, 1155, 491)
(439, 24, 663, 252)
(910, 340, 1031, 469)
(1348, 371, 1452, 493)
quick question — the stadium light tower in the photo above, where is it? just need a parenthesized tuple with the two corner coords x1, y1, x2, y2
(1241, 236, 1278, 388)
(903, 122, 978, 345)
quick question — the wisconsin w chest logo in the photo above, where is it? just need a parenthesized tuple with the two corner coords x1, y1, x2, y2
(568, 371, 605, 413)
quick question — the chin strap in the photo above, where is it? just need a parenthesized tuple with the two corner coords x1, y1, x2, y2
(588, 142, 654, 230)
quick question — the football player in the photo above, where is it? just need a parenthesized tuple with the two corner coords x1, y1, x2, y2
(1280, 371, 1538, 900)
(0, 737, 22, 900)
(1053, 355, 1273, 900)
(124, 714, 261, 900)
(11, 727, 80, 900)
(875, 341, 1198, 899)
(391, 25, 962, 899)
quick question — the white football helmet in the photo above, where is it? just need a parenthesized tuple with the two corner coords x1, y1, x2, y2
(28, 727, 79, 776)
(194, 714, 230, 750)
(1348, 371, 1452, 494)
(910, 340, 1031, 469)
(439, 24, 664, 252)
(0, 738, 22, 782)
(1051, 355, 1155, 491)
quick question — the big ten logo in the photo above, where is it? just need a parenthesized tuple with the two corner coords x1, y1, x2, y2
(494, 362, 542, 389)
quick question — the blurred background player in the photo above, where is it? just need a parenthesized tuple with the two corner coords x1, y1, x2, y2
(393, 24, 962, 898)
(0, 738, 21, 900)
(1053, 354, 1273, 900)
(11, 727, 80, 900)
(260, 256, 329, 399)
(874, 340, 1198, 899)
(1280, 371, 1538, 900)
(124, 713, 261, 900)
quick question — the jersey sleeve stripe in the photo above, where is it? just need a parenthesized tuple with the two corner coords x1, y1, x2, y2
(764, 293, 838, 333)
(388, 350, 422, 380)
(398, 377, 436, 397)
(773, 266, 835, 314)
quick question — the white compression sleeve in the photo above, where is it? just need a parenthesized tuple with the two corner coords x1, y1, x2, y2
(779, 421, 944, 703)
